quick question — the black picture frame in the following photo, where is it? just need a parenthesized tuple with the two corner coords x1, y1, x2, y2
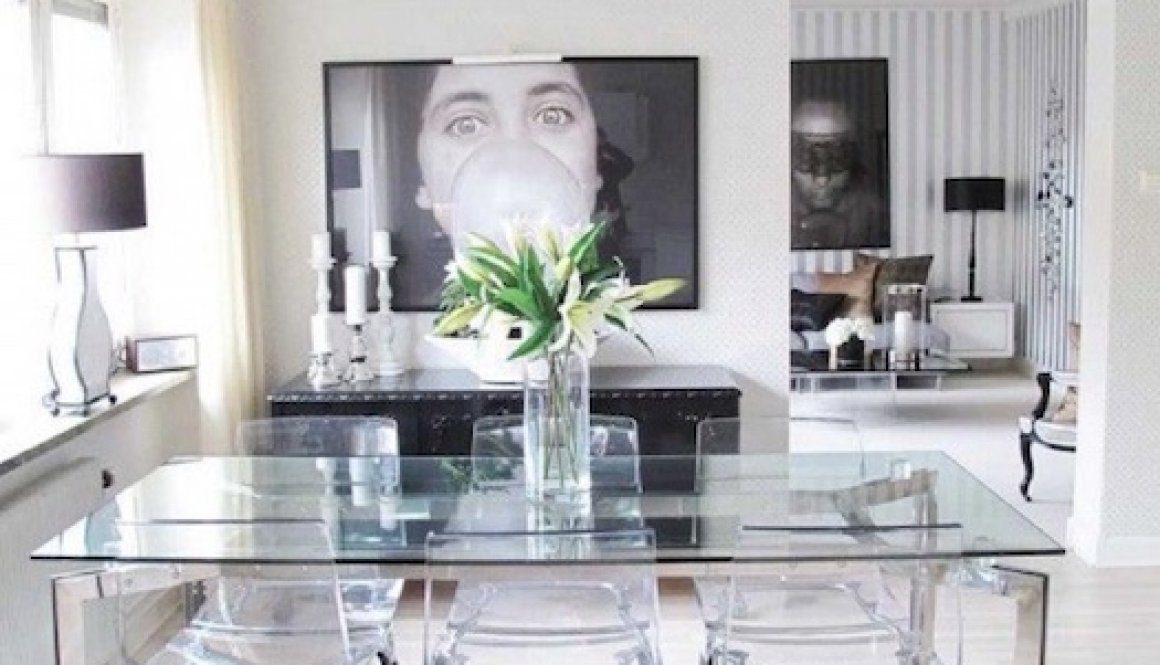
(322, 56, 700, 311)
(791, 58, 890, 251)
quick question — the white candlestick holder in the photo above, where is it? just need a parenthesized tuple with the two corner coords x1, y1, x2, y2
(344, 323, 375, 383)
(372, 255, 406, 377)
(308, 256, 341, 388)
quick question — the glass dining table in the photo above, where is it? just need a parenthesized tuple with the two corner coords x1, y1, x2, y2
(34, 452, 1062, 664)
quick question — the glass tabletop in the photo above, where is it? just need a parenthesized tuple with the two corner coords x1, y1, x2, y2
(33, 452, 1062, 565)
(791, 350, 969, 375)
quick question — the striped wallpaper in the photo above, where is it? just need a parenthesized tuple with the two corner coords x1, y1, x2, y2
(791, 2, 1084, 367)
(791, 6, 1016, 302)
(1013, 0, 1085, 370)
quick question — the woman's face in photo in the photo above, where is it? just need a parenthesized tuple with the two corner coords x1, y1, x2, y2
(415, 63, 602, 243)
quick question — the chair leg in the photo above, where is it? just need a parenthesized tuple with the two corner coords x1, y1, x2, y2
(1019, 433, 1035, 502)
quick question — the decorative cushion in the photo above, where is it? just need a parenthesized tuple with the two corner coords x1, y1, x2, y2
(854, 253, 934, 320)
(807, 261, 878, 319)
(790, 290, 846, 332)
(1051, 323, 1082, 424)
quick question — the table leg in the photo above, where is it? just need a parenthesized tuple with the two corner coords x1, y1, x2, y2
(990, 564, 1049, 665)
(52, 565, 219, 664)
(905, 560, 940, 665)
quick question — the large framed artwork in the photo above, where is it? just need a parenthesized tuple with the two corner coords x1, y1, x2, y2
(324, 57, 699, 311)
(791, 58, 890, 251)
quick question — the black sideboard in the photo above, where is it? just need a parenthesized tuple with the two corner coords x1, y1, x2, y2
(269, 365, 740, 491)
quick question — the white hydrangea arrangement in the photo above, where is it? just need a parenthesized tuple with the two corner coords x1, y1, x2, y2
(824, 316, 876, 348)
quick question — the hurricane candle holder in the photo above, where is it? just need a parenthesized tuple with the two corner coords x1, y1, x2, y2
(344, 324, 375, 383)
(884, 283, 927, 370)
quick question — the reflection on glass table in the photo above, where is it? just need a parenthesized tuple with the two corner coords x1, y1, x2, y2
(36, 452, 1061, 565)
(36, 452, 1061, 665)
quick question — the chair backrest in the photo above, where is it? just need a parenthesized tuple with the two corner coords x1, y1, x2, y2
(235, 416, 401, 507)
(113, 520, 376, 665)
(471, 414, 641, 490)
(697, 416, 790, 454)
(235, 416, 399, 457)
(423, 528, 660, 664)
(697, 416, 861, 454)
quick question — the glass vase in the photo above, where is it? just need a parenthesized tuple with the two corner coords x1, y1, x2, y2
(523, 349, 591, 503)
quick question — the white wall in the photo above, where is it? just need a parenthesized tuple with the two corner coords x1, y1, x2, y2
(790, 5, 1017, 304)
(237, 0, 792, 414)
(1072, 0, 1160, 567)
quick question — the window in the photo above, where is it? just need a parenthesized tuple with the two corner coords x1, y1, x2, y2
(50, 0, 117, 150)
(0, 0, 37, 157)
(0, 0, 118, 415)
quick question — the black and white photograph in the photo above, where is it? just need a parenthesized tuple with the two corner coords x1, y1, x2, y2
(791, 58, 890, 251)
(325, 57, 699, 311)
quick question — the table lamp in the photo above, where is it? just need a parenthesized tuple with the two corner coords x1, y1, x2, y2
(28, 154, 148, 416)
(944, 177, 1005, 302)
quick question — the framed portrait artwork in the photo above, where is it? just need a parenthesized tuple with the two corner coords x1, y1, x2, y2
(323, 57, 699, 311)
(791, 58, 890, 251)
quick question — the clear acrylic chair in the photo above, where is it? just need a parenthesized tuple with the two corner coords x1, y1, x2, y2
(234, 417, 405, 662)
(113, 520, 385, 664)
(696, 415, 861, 455)
(470, 414, 642, 492)
(424, 528, 662, 665)
(694, 417, 961, 664)
(698, 518, 964, 664)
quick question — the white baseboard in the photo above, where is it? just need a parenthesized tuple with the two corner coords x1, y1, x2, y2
(1068, 517, 1160, 567)
(1089, 536, 1160, 567)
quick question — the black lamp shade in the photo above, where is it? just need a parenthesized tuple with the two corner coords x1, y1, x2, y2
(944, 177, 1005, 212)
(30, 154, 148, 233)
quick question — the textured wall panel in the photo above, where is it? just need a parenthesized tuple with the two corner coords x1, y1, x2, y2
(236, 0, 791, 414)
(1012, 0, 1085, 370)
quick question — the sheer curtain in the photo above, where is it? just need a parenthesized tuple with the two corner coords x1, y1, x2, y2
(194, 0, 264, 450)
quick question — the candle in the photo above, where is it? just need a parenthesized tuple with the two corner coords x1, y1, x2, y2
(344, 265, 368, 326)
(310, 232, 331, 263)
(310, 313, 330, 354)
(893, 310, 914, 354)
(372, 230, 392, 262)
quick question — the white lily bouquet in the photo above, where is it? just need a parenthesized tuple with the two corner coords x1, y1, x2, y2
(432, 219, 684, 500)
(432, 219, 684, 359)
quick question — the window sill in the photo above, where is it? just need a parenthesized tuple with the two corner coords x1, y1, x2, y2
(0, 371, 194, 480)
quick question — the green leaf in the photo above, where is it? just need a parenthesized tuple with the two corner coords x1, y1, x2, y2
(605, 308, 628, 331)
(458, 269, 483, 299)
(518, 242, 554, 314)
(632, 331, 655, 357)
(492, 288, 543, 321)
(467, 245, 519, 285)
(432, 302, 482, 336)
(567, 220, 608, 269)
(508, 321, 556, 360)
(581, 260, 622, 285)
